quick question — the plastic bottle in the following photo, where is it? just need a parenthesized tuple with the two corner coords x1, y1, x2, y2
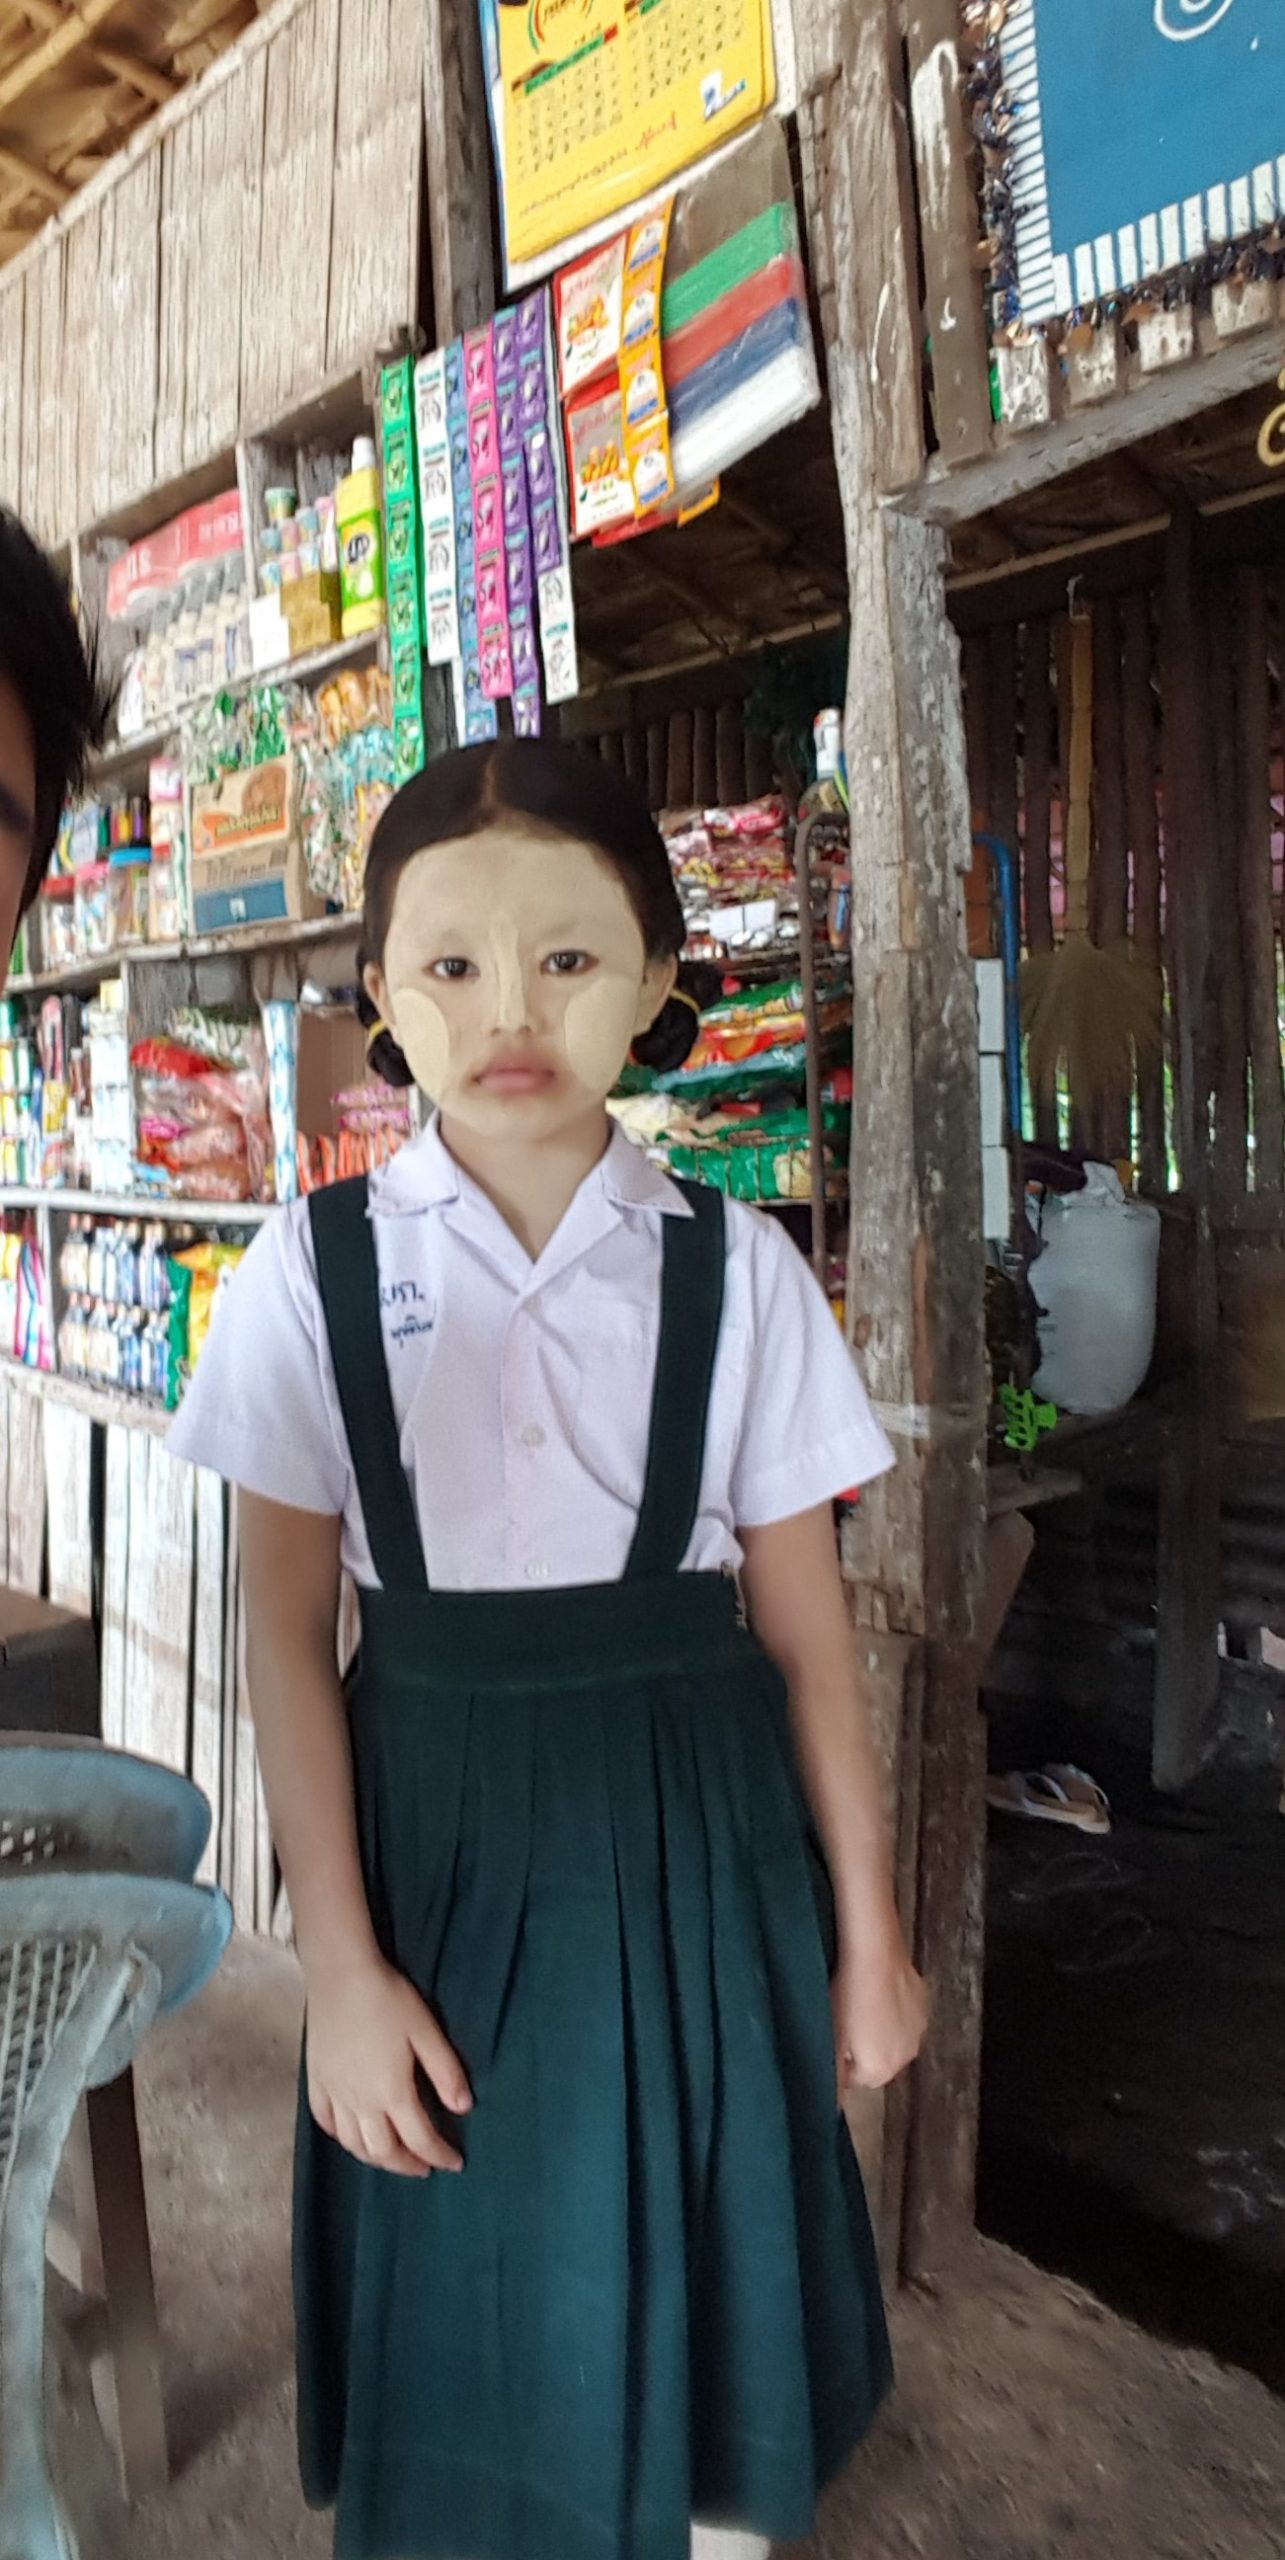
(336, 435, 386, 639)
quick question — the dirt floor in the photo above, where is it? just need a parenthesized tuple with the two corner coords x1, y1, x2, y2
(980, 1741, 1285, 2393)
(57, 1937, 1285, 2560)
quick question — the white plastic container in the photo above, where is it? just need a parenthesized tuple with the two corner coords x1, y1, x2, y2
(1029, 1163, 1161, 1415)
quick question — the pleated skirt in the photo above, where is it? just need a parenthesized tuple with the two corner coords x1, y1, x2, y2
(295, 1574, 892, 2560)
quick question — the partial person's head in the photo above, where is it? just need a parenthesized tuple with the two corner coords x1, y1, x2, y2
(0, 509, 108, 977)
(361, 740, 709, 1139)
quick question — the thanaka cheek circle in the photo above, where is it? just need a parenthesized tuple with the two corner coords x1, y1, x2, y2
(388, 985, 452, 1099)
(562, 974, 645, 1094)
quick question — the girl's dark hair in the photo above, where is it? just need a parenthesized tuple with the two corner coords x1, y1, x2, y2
(0, 510, 111, 916)
(358, 740, 711, 1088)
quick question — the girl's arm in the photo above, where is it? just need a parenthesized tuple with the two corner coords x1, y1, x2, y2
(740, 1503, 928, 2092)
(239, 1491, 472, 2174)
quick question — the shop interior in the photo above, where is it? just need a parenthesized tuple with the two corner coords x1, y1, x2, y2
(946, 379, 1285, 2395)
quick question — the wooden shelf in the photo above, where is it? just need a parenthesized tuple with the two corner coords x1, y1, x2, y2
(0, 1187, 273, 1226)
(0, 1359, 170, 1439)
(87, 628, 382, 781)
(9, 908, 361, 998)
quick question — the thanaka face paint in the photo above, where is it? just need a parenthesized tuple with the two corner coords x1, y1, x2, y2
(370, 826, 676, 1139)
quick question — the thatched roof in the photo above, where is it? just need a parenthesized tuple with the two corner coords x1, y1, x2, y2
(0, 0, 255, 265)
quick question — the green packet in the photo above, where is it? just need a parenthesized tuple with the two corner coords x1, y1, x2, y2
(166, 1259, 192, 1413)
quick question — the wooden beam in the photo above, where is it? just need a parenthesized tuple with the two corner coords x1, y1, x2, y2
(92, 44, 178, 104)
(0, 0, 123, 113)
(0, 143, 69, 205)
(796, 0, 988, 2278)
(902, 0, 993, 471)
(421, 0, 495, 341)
(904, 317, 1285, 528)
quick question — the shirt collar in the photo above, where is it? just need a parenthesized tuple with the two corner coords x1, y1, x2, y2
(369, 1113, 693, 1221)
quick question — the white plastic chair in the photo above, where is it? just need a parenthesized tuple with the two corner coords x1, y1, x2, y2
(0, 1742, 231, 2560)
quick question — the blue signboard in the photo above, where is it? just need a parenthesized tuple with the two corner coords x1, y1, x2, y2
(1001, 0, 1285, 320)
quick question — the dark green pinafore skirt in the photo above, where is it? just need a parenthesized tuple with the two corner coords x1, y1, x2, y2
(298, 1176, 891, 2560)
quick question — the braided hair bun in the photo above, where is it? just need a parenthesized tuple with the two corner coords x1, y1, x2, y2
(630, 960, 722, 1072)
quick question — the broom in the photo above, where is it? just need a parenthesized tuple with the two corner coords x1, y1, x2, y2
(1021, 600, 1163, 1137)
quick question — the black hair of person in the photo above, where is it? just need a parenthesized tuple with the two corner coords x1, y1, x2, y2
(0, 509, 110, 914)
(358, 739, 717, 1090)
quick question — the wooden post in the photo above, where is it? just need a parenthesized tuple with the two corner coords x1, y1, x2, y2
(902, 0, 993, 470)
(1091, 595, 1131, 1164)
(1236, 567, 1284, 1192)
(797, 0, 988, 2277)
(421, 0, 495, 748)
(1154, 508, 1221, 1793)
(421, 0, 495, 341)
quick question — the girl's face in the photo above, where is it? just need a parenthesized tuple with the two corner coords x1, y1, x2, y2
(368, 825, 676, 1138)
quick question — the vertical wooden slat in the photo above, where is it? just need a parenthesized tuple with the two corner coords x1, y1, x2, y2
(1091, 595, 1132, 1163)
(155, 113, 198, 488)
(44, 1403, 93, 1615)
(666, 710, 694, 808)
(193, 1471, 227, 1886)
(621, 727, 647, 791)
(985, 625, 1018, 857)
(744, 722, 773, 800)
(646, 721, 668, 812)
(1237, 567, 1284, 1191)
(1154, 507, 1221, 1792)
(715, 698, 746, 804)
(241, 0, 341, 428)
(961, 633, 990, 826)
(4, 1385, 44, 1595)
(327, 0, 422, 375)
(691, 706, 717, 805)
(1121, 592, 1166, 1193)
(101, 1426, 131, 1748)
(0, 269, 24, 508)
(1208, 576, 1247, 1196)
(1021, 617, 1057, 1148)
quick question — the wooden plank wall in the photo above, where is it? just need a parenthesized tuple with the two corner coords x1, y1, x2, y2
(8, 1390, 273, 1932)
(962, 571, 1285, 1203)
(0, 0, 421, 548)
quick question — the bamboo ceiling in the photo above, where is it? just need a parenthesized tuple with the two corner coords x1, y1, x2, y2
(0, 0, 257, 265)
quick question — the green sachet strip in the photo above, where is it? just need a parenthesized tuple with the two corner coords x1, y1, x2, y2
(661, 202, 796, 337)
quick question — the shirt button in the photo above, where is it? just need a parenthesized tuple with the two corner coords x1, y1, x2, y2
(521, 1423, 546, 1450)
(525, 1562, 549, 1583)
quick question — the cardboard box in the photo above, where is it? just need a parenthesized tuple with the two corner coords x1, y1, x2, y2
(190, 758, 323, 936)
(975, 958, 1005, 1055)
(978, 1052, 1005, 1150)
(982, 1144, 1011, 1241)
(0, 1585, 99, 1737)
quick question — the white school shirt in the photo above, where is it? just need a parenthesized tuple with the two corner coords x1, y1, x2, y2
(167, 1118, 893, 1591)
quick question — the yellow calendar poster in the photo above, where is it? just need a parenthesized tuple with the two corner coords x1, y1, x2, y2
(481, 0, 776, 268)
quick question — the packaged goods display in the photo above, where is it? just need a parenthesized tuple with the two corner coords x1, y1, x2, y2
(56, 1213, 248, 1408)
(612, 785, 854, 1210)
(0, 1212, 50, 1370)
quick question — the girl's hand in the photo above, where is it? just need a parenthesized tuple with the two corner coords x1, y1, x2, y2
(306, 1956, 473, 2177)
(831, 1934, 929, 2096)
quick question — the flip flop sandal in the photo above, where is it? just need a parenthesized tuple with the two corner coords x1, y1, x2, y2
(986, 1769, 1111, 1834)
(1042, 1763, 1112, 1829)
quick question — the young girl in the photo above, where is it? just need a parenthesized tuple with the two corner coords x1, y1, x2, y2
(169, 740, 927, 2560)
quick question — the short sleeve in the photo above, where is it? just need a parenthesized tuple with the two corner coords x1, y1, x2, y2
(727, 1206, 893, 1527)
(166, 1207, 349, 1515)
